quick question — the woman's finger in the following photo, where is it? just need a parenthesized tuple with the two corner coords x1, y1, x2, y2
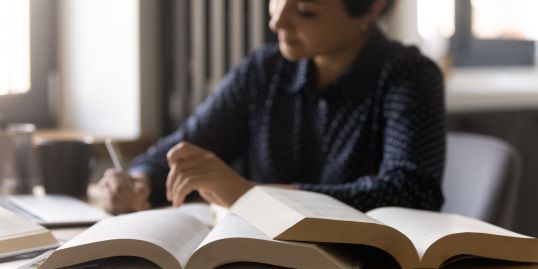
(105, 176, 130, 199)
(104, 168, 118, 176)
(166, 164, 180, 201)
(178, 165, 215, 181)
(172, 177, 196, 207)
(166, 142, 207, 165)
(174, 154, 212, 173)
(172, 176, 207, 207)
(170, 169, 211, 204)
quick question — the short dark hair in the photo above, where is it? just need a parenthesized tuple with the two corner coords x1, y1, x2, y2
(340, 0, 396, 17)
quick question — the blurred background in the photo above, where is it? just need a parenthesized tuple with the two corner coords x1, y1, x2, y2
(1, 0, 537, 236)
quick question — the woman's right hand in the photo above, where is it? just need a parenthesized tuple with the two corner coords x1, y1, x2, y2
(92, 169, 151, 214)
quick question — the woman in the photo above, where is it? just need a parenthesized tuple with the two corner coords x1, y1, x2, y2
(96, 0, 446, 214)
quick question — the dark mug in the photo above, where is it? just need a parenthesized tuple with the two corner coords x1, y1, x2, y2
(35, 139, 97, 197)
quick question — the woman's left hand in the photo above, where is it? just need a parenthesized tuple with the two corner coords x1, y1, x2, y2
(166, 142, 255, 208)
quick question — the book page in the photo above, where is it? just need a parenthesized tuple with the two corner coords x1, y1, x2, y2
(198, 213, 276, 245)
(366, 207, 534, 261)
(55, 206, 211, 268)
(263, 187, 381, 224)
(230, 187, 305, 238)
(231, 187, 381, 239)
(187, 213, 356, 269)
(176, 203, 214, 227)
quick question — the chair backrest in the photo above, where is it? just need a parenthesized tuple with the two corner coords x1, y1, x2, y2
(442, 132, 521, 229)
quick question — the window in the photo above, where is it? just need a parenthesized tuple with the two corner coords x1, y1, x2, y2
(471, 0, 538, 41)
(0, 0, 31, 95)
(418, 0, 536, 67)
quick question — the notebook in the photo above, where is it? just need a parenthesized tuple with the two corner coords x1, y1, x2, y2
(0, 194, 111, 227)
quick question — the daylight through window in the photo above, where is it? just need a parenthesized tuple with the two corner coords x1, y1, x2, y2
(0, 0, 31, 95)
(471, 0, 538, 41)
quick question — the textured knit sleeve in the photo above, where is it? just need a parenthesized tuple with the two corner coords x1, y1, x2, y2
(129, 54, 257, 204)
(298, 57, 446, 212)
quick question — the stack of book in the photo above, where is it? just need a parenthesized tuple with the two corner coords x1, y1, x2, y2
(0, 207, 60, 260)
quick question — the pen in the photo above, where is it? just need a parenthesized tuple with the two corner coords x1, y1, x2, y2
(105, 138, 133, 190)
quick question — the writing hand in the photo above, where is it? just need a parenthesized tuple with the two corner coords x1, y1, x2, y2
(94, 169, 151, 214)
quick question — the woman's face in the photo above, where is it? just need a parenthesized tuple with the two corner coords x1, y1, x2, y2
(269, 0, 375, 61)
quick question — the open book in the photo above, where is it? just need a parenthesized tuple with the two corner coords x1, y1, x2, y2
(0, 207, 60, 259)
(38, 204, 358, 269)
(230, 187, 538, 269)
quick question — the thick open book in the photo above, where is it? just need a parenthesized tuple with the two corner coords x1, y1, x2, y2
(0, 207, 60, 259)
(38, 204, 358, 269)
(230, 187, 538, 269)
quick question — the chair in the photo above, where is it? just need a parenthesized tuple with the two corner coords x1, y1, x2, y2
(441, 132, 521, 229)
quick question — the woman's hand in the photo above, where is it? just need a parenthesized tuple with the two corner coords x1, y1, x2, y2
(166, 142, 255, 208)
(92, 169, 151, 214)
